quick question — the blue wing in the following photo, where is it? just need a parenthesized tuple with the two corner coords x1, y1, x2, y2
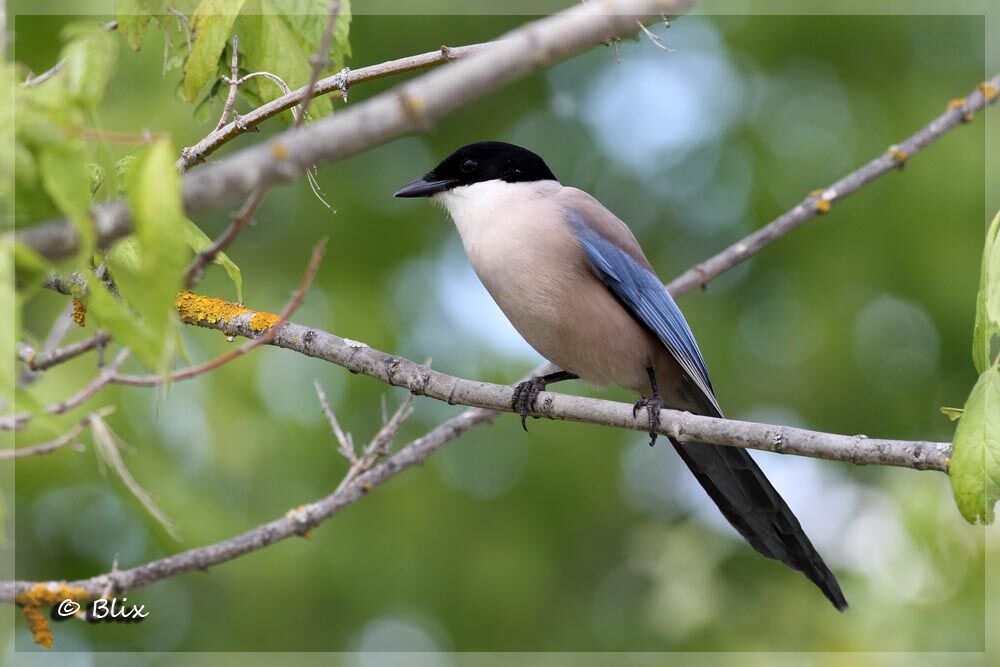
(566, 210, 719, 413)
(564, 208, 849, 610)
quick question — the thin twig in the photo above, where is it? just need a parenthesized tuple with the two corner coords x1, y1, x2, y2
(19, 300, 76, 385)
(333, 393, 414, 494)
(295, 0, 342, 129)
(22, 21, 118, 87)
(0, 349, 129, 432)
(314, 379, 356, 463)
(167, 6, 192, 54)
(0, 407, 115, 460)
(216, 35, 240, 131)
(184, 185, 268, 289)
(18, 332, 110, 373)
(175, 41, 491, 172)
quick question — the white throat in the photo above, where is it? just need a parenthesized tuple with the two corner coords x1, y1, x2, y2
(432, 179, 560, 248)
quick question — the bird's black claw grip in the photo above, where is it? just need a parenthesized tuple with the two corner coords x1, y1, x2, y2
(633, 397, 664, 446)
(512, 377, 547, 431)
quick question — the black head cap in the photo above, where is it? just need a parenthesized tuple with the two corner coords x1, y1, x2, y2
(394, 141, 558, 198)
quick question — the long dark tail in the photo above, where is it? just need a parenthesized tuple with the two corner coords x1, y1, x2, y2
(670, 437, 848, 611)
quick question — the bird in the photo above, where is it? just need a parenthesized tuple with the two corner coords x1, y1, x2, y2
(395, 140, 848, 611)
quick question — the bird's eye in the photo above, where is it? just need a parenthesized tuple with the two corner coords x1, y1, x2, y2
(460, 159, 478, 173)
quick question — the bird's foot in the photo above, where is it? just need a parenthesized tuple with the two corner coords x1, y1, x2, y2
(633, 397, 665, 446)
(512, 377, 547, 431)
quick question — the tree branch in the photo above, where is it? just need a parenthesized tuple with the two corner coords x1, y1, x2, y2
(176, 41, 491, 172)
(12, 0, 698, 260)
(294, 0, 342, 129)
(18, 332, 110, 373)
(667, 77, 1000, 294)
(1, 401, 498, 602)
(168, 292, 950, 472)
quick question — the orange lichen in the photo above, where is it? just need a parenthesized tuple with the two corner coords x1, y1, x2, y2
(979, 82, 999, 104)
(14, 582, 90, 607)
(946, 97, 974, 122)
(71, 298, 86, 327)
(249, 311, 281, 332)
(887, 145, 908, 166)
(15, 583, 90, 650)
(174, 291, 280, 334)
(813, 199, 831, 214)
(22, 606, 52, 649)
(271, 140, 289, 160)
(175, 291, 250, 325)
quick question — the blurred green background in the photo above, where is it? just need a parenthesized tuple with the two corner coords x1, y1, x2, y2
(5, 2, 994, 656)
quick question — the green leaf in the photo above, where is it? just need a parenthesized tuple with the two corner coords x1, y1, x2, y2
(940, 407, 964, 421)
(85, 274, 165, 368)
(237, 0, 331, 119)
(60, 22, 119, 109)
(107, 236, 141, 273)
(91, 140, 190, 371)
(124, 139, 190, 368)
(276, 0, 352, 73)
(184, 0, 246, 102)
(38, 147, 94, 257)
(974, 211, 1000, 373)
(949, 363, 1000, 524)
(12, 243, 52, 288)
(183, 219, 244, 302)
(113, 154, 135, 196)
(115, 1, 153, 50)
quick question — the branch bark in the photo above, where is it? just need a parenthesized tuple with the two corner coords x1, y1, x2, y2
(1, 403, 498, 602)
(12, 0, 698, 260)
(167, 292, 950, 472)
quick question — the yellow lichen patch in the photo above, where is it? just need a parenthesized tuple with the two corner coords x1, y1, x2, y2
(271, 140, 289, 160)
(249, 311, 281, 333)
(175, 291, 248, 325)
(71, 297, 86, 327)
(979, 82, 999, 103)
(14, 582, 90, 607)
(946, 97, 974, 122)
(887, 145, 908, 166)
(22, 606, 52, 649)
(175, 291, 281, 333)
(813, 198, 831, 214)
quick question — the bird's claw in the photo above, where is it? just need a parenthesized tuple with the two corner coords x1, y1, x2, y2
(512, 377, 547, 431)
(633, 397, 665, 446)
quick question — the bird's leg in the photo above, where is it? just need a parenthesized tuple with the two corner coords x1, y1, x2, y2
(632, 366, 664, 447)
(511, 370, 578, 431)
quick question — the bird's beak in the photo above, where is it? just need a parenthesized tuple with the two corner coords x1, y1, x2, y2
(394, 176, 458, 198)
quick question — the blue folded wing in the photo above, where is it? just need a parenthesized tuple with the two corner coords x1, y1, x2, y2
(567, 210, 719, 411)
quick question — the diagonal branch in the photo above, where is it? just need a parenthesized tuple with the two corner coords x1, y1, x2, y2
(1, 402, 498, 602)
(667, 77, 999, 294)
(13, 0, 698, 261)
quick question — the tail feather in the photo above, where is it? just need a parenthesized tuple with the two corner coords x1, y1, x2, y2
(670, 438, 849, 611)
